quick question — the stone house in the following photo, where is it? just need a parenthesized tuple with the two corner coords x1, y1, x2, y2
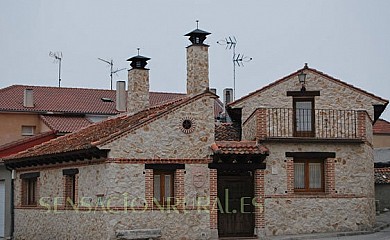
(2, 26, 389, 239)
(0, 76, 222, 239)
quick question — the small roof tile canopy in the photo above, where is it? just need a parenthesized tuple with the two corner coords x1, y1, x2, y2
(184, 27, 211, 45)
(126, 54, 151, 69)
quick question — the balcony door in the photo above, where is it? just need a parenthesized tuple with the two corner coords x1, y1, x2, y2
(294, 98, 315, 137)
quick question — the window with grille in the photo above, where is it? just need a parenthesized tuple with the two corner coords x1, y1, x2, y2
(294, 159, 324, 192)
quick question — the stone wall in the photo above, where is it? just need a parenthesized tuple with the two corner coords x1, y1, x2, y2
(14, 209, 211, 240)
(265, 197, 374, 236)
(127, 69, 150, 115)
(103, 96, 215, 160)
(187, 45, 209, 96)
(242, 112, 257, 141)
(232, 71, 386, 123)
(262, 141, 375, 236)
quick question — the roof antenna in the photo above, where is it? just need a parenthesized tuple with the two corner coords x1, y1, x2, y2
(49, 51, 63, 88)
(137, 48, 140, 55)
(217, 36, 252, 100)
(196, 20, 199, 29)
(98, 58, 126, 90)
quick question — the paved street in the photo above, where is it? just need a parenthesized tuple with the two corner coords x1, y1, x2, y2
(320, 227, 390, 240)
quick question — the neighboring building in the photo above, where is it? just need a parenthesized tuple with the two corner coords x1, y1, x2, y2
(2, 27, 389, 240)
(373, 119, 390, 148)
(373, 119, 390, 211)
(0, 85, 191, 146)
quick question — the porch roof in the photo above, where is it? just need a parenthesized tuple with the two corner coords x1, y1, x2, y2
(211, 141, 269, 155)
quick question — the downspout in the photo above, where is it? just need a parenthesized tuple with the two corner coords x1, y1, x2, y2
(5, 165, 14, 240)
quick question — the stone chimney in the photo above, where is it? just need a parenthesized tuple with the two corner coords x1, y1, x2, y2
(184, 26, 211, 96)
(126, 53, 150, 115)
(23, 88, 34, 108)
(223, 88, 233, 106)
(116, 81, 126, 112)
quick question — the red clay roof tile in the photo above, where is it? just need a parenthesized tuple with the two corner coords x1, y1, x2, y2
(375, 168, 390, 184)
(373, 119, 390, 134)
(211, 141, 269, 155)
(40, 115, 92, 133)
(0, 85, 186, 114)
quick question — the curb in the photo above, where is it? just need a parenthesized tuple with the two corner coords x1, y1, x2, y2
(270, 223, 390, 240)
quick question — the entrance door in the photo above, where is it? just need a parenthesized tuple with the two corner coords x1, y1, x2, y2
(0, 180, 5, 237)
(217, 171, 254, 237)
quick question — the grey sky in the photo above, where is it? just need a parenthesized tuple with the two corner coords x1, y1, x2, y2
(1, 0, 390, 119)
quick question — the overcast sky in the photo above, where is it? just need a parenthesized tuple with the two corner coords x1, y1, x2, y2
(1, 0, 390, 119)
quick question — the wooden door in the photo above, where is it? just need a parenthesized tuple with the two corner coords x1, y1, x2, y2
(218, 172, 254, 237)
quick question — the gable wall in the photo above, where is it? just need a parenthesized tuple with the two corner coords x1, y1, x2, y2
(103, 96, 215, 159)
(233, 71, 385, 123)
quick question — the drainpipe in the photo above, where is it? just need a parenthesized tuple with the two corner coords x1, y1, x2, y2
(5, 165, 14, 240)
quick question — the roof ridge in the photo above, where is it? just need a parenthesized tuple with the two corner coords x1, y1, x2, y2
(2, 85, 189, 95)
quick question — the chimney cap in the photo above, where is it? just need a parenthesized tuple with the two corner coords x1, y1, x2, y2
(184, 28, 211, 45)
(126, 54, 151, 69)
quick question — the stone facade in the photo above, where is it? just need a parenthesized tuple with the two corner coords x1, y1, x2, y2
(186, 45, 209, 96)
(127, 69, 150, 115)
(103, 96, 215, 160)
(232, 70, 386, 122)
(8, 62, 387, 239)
(14, 159, 214, 239)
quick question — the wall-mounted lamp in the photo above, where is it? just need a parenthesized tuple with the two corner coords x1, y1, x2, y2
(298, 69, 307, 91)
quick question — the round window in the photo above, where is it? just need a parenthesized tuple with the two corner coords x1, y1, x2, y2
(180, 117, 196, 134)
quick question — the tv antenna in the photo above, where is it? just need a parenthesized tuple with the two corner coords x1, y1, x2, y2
(98, 58, 126, 90)
(217, 36, 252, 100)
(49, 51, 63, 87)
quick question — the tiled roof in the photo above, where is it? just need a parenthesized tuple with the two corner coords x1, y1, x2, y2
(211, 141, 269, 155)
(0, 85, 186, 114)
(215, 123, 241, 141)
(230, 67, 389, 107)
(3, 92, 214, 161)
(375, 168, 390, 184)
(0, 131, 57, 158)
(40, 115, 92, 133)
(373, 119, 390, 134)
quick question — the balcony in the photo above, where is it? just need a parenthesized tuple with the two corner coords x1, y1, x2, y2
(242, 108, 371, 143)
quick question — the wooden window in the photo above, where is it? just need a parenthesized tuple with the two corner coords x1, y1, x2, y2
(293, 98, 315, 137)
(153, 171, 174, 207)
(22, 177, 37, 206)
(294, 159, 324, 192)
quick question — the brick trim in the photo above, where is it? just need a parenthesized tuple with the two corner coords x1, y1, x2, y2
(254, 170, 265, 229)
(144, 169, 154, 209)
(209, 169, 218, 230)
(174, 169, 185, 210)
(108, 158, 212, 164)
(256, 108, 267, 139)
